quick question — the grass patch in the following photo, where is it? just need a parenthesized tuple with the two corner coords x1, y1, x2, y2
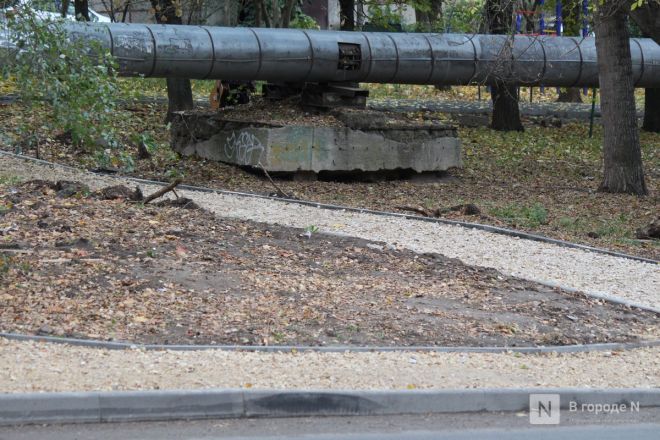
(490, 203, 549, 228)
(462, 124, 603, 176)
(0, 254, 30, 276)
(115, 78, 268, 101)
(116, 78, 196, 100)
(558, 217, 578, 229)
(460, 122, 659, 184)
(555, 214, 635, 239)
(0, 175, 22, 186)
(0, 255, 12, 274)
(593, 220, 631, 238)
(2, 74, 646, 105)
(364, 84, 566, 103)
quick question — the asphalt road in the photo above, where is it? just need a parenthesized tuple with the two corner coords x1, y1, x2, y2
(1, 409, 658, 440)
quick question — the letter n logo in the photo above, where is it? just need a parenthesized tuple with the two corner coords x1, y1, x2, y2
(529, 394, 560, 424)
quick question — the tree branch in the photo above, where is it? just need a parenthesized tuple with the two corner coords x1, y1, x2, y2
(144, 179, 183, 204)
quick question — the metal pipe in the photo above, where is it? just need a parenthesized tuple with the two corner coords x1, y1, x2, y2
(65, 22, 660, 87)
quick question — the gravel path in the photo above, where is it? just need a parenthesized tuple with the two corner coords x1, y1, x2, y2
(1, 338, 658, 392)
(195, 194, 660, 311)
(1, 155, 659, 393)
(2, 154, 657, 311)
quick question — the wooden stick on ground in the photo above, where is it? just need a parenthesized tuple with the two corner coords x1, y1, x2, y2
(0, 249, 32, 254)
(144, 179, 183, 204)
(394, 206, 433, 217)
(257, 162, 292, 199)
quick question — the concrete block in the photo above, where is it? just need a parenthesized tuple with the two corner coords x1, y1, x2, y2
(171, 112, 462, 174)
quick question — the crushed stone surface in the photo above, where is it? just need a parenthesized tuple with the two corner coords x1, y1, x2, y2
(1, 338, 659, 393)
(1, 155, 659, 393)
(2, 155, 658, 311)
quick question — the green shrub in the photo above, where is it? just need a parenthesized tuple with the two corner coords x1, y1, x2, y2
(289, 13, 319, 30)
(442, 0, 485, 33)
(2, 6, 120, 151)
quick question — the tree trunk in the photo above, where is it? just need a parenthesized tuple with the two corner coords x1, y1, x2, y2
(73, 0, 90, 21)
(255, 0, 262, 27)
(557, 88, 583, 103)
(166, 78, 193, 120)
(415, 0, 442, 32)
(485, 0, 523, 131)
(121, 0, 131, 22)
(151, 0, 193, 122)
(630, 9, 660, 135)
(98, 0, 115, 21)
(561, 0, 582, 35)
(554, 0, 583, 103)
(339, 0, 355, 30)
(491, 82, 524, 131)
(281, 0, 296, 28)
(630, 2, 660, 43)
(270, 0, 281, 27)
(642, 88, 660, 132)
(595, 3, 647, 195)
(61, 0, 68, 17)
(520, 0, 537, 34)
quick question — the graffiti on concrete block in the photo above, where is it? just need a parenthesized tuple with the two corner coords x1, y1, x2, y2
(224, 131, 265, 164)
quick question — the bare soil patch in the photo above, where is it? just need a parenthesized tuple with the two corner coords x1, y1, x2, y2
(1, 180, 657, 347)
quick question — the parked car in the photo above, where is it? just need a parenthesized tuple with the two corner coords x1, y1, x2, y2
(1, 0, 111, 23)
(1, 1, 111, 52)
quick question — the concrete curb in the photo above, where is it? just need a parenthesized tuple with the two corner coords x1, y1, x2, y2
(2, 333, 660, 353)
(530, 279, 660, 315)
(1, 388, 658, 426)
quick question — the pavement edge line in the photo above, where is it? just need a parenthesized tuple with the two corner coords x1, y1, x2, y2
(2, 333, 660, 353)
